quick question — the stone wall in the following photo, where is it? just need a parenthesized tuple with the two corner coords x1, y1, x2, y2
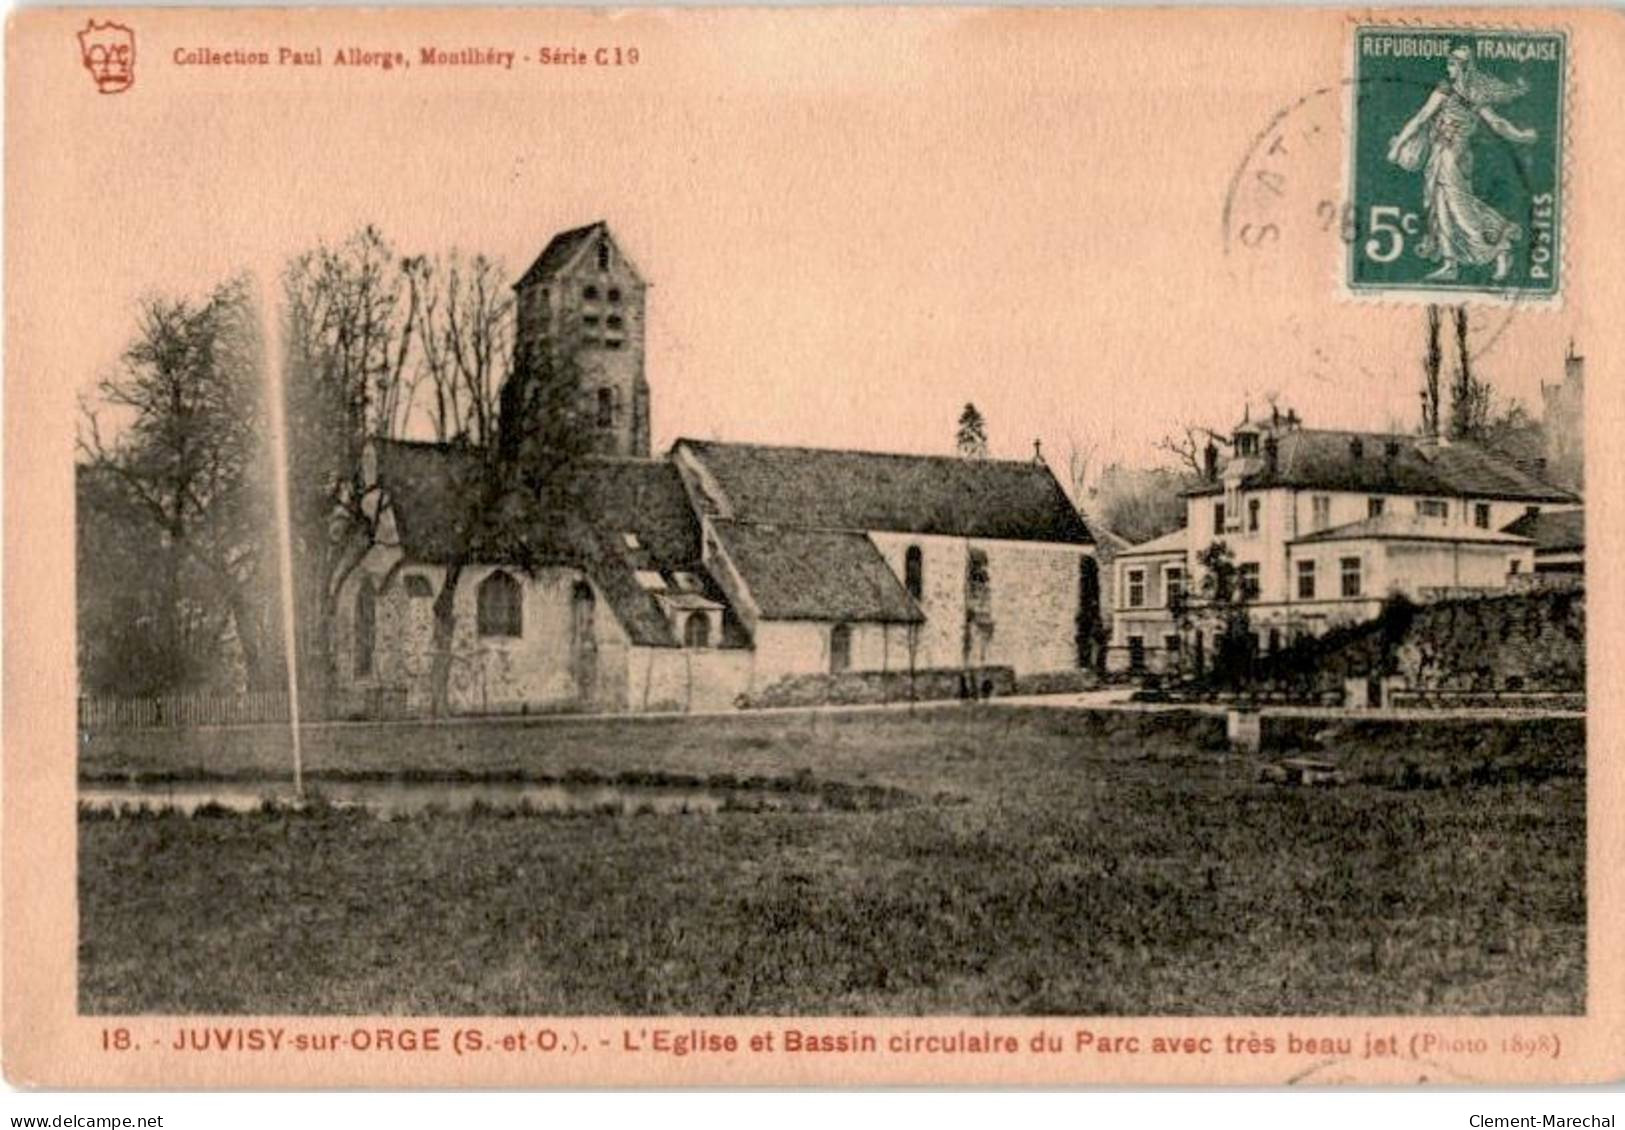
(338, 556, 636, 715)
(1246, 589, 1585, 698)
(741, 665, 1016, 710)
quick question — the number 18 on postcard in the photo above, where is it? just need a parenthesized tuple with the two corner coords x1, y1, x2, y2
(1348, 26, 1564, 299)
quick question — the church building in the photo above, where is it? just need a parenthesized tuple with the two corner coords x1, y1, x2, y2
(338, 223, 1096, 714)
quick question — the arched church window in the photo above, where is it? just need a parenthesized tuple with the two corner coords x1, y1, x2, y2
(904, 545, 924, 601)
(684, 613, 710, 649)
(830, 623, 852, 674)
(477, 571, 522, 638)
(354, 577, 376, 677)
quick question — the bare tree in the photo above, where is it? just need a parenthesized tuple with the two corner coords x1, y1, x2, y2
(1065, 432, 1100, 505)
(1448, 305, 1493, 441)
(280, 226, 422, 693)
(1156, 423, 1231, 479)
(411, 251, 513, 446)
(1420, 304, 1443, 438)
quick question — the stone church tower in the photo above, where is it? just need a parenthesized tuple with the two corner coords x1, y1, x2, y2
(505, 221, 650, 459)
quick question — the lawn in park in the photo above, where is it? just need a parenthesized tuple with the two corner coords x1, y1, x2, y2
(78, 706, 1584, 1015)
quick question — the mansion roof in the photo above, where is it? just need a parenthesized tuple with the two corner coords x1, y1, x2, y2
(675, 439, 1093, 544)
(1291, 513, 1533, 547)
(1502, 508, 1584, 554)
(1187, 430, 1577, 504)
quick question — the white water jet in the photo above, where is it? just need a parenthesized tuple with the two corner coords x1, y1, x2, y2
(258, 270, 304, 800)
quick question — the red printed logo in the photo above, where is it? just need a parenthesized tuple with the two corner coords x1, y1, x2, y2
(77, 19, 135, 94)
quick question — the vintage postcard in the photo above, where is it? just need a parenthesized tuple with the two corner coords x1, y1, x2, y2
(5, 6, 1623, 1088)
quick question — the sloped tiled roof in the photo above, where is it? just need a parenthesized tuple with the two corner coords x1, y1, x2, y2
(676, 440, 1092, 544)
(710, 519, 923, 624)
(515, 221, 606, 288)
(1502, 508, 1584, 553)
(1187, 430, 1577, 504)
(1116, 526, 1189, 558)
(371, 439, 699, 647)
(1291, 513, 1532, 546)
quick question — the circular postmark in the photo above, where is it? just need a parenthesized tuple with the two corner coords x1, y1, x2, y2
(1222, 71, 1551, 365)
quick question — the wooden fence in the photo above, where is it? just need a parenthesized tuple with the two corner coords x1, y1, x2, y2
(78, 690, 336, 731)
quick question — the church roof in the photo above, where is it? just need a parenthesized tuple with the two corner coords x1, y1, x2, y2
(1187, 429, 1577, 504)
(515, 221, 644, 289)
(709, 519, 923, 624)
(371, 439, 698, 647)
(675, 439, 1093, 544)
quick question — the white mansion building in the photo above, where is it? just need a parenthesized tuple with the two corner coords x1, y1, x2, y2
(1108, 409, 1581, 675)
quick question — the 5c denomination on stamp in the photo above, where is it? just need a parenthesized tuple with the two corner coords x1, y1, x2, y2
(1347, 25, 1565, 300)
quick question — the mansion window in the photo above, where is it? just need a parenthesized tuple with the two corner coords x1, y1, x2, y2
(1164, 566, 1184, 605)
(1126, 568, 1146, 609)
(1247, 497, 1261, 533)
(1296, 559, 1316, 600)
(1238, 562, 1261, 600)
(1474, 503, 1492, 529)
(904, 545, 924, 601)
(477, 571, 523, 638)
(1416, 499, 1448, 520)
(1213, 502, 1225, 533)
(1164, 634, 1181, 656)
(1340, 556, 1363, 598)
(1368, 497, 1385, 519)
(1311, 495, 1331, 531)
(829, 623, 852, 674)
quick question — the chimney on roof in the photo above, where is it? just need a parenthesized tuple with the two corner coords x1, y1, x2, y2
(1271, 404, 1280, 427)
(1203, 440, 1219, 481)
(1349, 436, 1364, 460)
(1264, 434, 1279, 476)
(1032, 438, 1043, 465)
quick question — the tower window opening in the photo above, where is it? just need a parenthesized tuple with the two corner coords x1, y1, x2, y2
(607, 287, 622, 302)
(596, 388, 614, 428)
(583, 285, 599, 301)
(597, 240, 610, 271)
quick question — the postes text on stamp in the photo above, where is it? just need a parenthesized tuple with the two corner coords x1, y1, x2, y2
(1348, 26, 1564, 300)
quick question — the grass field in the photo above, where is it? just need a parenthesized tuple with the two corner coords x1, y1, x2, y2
(78, 706, 1585, 1015)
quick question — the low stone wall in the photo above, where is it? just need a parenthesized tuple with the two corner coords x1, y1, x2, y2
(1010, 669, 1101, 696)
(740, 666, 1016, 710)
(1234, 589, 1585, 703)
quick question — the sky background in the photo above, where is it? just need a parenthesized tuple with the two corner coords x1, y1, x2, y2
(15, 8, 1593, 475)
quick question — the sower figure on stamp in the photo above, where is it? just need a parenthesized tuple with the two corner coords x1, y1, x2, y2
(1385, 46, 1539, 282)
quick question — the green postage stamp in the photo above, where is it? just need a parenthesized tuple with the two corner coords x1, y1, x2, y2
(1348, 26, 1565, 299)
